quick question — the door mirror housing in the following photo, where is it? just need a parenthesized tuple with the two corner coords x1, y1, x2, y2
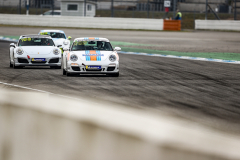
(10, 43, 16, 48)
(68, 36, 72, 40)
(63, 47, 69, 51)
(114, 47, 121, 51)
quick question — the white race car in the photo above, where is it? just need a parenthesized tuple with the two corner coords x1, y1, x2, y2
(9, 35, 62, 69)
(38, 30, 71, 53)
(62, 37, 120, 77)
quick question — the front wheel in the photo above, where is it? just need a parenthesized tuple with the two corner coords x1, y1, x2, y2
(10, 61, 13, 68)
(66, 71, 71, 76)
(108, 72, 119, 77)
(13, 62, 23, 69)
(63, 69, 66, 75)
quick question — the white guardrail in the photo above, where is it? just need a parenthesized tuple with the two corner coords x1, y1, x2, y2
(0, 14, 163, 30)
(195, 20, 240, 31)
(1, 88, 240, 160)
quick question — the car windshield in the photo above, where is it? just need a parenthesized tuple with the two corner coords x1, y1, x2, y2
(18, 37, 55, 46)
(39, 32, 66, 39)
(71, 41, 113, 51)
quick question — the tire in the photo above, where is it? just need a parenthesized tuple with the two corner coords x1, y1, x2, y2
(108, 72, 119, 77)
(112, 72, 119, 77)
(63, 69, 66, 75)
(66, 72, 71, 76)
(55, 66, 61, 69)
(10, 61, 13, 68)
(13, 62, 22, 69)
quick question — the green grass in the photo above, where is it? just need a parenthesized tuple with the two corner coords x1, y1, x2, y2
(111, 41, 153, 47)
(119, 47, 240, 61)
(2, 35, 240, 61)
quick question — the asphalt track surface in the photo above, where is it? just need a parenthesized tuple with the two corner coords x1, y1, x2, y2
(1, 27, 240, 135)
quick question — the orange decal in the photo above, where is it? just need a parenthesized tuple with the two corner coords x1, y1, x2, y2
(89, 37, 95, 40)
(67, 52, 70, 61)
(89, 50, 97, 61)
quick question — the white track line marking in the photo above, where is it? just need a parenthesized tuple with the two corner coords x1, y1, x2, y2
(0, 81, 81, 101)
(119, 52, 240, 64)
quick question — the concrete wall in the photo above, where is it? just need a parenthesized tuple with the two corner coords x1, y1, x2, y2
(0, 14, 164, 30)
(195, 20, 240, 31)
(1, 89, 240, 160)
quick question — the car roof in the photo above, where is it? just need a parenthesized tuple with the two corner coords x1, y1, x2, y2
(20, 35, 52, 39)
(74, 37, 110, 42)
(39, 30, 65, 33)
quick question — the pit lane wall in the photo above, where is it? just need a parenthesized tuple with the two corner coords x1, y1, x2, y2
(0, 14, 163, 30)
(1, 89, 240, 160)
(195, 20, 240, 31)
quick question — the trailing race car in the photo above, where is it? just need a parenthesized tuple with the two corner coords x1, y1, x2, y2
(9, 35, 62, 69)
(62, 37, 121, 77)
(38, 30, 71, 53)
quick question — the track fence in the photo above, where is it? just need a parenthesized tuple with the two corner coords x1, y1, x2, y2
(0, 0, 240, 29)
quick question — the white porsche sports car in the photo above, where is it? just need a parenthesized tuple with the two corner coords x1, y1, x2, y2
(62, 37, 120, 77)
(9, 35, 62, 69)
(38, 30, 71, 53)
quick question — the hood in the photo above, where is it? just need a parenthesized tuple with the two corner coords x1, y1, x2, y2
(54, 38, 70, 47)
(71, 50, 115, 61)
(20, 46, 54, 55)
(52, 38, 65, 41)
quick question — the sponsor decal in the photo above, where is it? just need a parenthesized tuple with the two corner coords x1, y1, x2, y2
(86, 66, 101, 69)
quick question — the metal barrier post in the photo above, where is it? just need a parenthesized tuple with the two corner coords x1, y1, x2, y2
(19, 0, 21, 14)
(111, 0, 114, 17)
(205, 0, 208, 19)
(26, 0, 29, 15)
(84, 0, 86, 16)
(234, 0, 237, 20)
(173, 0, 176, 19)
(147, 0, 149, 18)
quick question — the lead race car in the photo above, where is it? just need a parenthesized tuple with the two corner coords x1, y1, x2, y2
(38, 30, 71, 53)
(9, 35, 62, 69)
(62, 37, 121, 76)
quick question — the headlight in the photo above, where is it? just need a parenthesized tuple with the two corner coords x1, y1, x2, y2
(70, 54, 78, 61)
(53, 48, 60, 55)
(16, 48, 24, 55)
(109, 55, 116, 62)
(63, 40, 69, 45)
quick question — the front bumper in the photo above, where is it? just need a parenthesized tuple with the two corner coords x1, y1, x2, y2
(66, 61, 119, 74)
(14, 57, 61, 66)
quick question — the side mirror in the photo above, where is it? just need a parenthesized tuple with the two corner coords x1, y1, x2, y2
(63, 47, 69, 51)
(68, 36, 72, 40)
(114, 47, 121, 51)
(10, 43, 16, 48)
(57, 45, 62, 48)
